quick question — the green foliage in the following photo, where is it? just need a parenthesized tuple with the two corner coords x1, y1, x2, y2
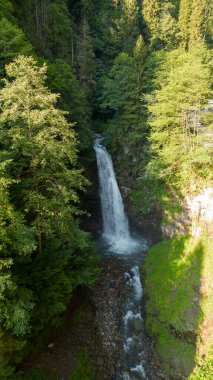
(47, 59, 93, 153)
(146, 44, 213, 191)
(15, 0, 74, 62)
(144, 236, 213, 378)
(0, 56, 99, 377)
(0, 18, 32, 65)
(142, 0, 160, 37)
(179, 0, 212, 49)
(142, 0, 178, 48)
(46, 0, 75, 60)
(189, 0, 210, 47)
(117, 0, 139, 53)
(69, 352, 98, 380)
(0, 0, 14, 21)
(76, 17, 96, 96)
(189, 350, 213, 380)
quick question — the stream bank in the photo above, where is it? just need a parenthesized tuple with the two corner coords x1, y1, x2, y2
(26, 255, 168, 380)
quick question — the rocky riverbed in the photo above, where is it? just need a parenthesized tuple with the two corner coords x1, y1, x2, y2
(27, 255, 169, 380)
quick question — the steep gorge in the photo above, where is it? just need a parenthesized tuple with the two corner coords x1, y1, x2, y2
(0, 1, 212, 379)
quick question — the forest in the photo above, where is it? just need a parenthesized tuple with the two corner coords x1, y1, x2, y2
(0, 0, 212, 379)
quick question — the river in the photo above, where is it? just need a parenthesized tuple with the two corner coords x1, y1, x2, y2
(94, 137, 161, 380)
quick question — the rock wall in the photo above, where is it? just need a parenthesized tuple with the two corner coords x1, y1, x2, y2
(161, 187, 213, 240)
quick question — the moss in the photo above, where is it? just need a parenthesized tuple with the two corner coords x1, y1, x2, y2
(12, 367, 54, 380)
(189, 350, 213, 380)
(144, 235, 213, 378)
(69, 351, 99, 380)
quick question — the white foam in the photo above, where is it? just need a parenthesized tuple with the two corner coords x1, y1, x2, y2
(131, 363, 146, 377)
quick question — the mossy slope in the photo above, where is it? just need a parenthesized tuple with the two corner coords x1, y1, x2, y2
(144, 236, 213, 379)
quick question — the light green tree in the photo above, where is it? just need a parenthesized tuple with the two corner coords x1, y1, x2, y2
(142, 0, 160, 37)
(147, 45, 213, 188)
(178, 0, 192, 49)
(143, 0, 178, 48)
(189, 0, 210, 47)
(0, 55, 85, 255)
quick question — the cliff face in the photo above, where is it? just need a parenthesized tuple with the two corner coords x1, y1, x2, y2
(162, 187, 213, 240)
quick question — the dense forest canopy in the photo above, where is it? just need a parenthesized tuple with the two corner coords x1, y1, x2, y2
(0, 0, 212, 378)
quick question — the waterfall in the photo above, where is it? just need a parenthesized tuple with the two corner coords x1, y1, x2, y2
(94, 137, 138, 253)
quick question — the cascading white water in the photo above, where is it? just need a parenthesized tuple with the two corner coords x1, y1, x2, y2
(94, 137, 138, 253)
(94, 136, 149, 379)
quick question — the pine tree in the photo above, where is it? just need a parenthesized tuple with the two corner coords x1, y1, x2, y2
(142, 0, 177, 48)
(0, 56, 86, 255)
(142, 0, 160, 38)
(147, 45, 213, 188)
(47, 59, 93, 153)
(178, 0, 192, 49)
(0, 56, 98, 375)
(0, 0, 14, 20)
(0, 161, 35, 377)
(189, 0, 210, 47)
(118, 0, 139, 52)
(0, 18, 32, 65)
(77, 17, 96, 96)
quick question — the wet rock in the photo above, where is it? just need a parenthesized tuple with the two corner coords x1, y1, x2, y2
(132, 318, 144, 331)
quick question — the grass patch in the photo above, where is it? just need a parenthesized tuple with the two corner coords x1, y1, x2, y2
(144, 235, 213, 378)
(189, 350, 213, 380)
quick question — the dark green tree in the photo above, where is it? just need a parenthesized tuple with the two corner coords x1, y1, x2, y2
(0, 162, 35, 377)
(0, 56, 98, 349)
(117, 0, 139, 53)
(0, 17, 32, 67)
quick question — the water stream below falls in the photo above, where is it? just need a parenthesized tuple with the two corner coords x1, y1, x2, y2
(94, 137, 154, 380)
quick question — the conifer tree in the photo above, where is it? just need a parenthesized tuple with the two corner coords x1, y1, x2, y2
(77, 17, 96, 96)
(147, 46, 213, 187)
(178, 0, 192, 49)
(0, 162, 35, 377)
(0, 55, 86, 255)
(189, 0, 210, 47)
(0, 18, 32, 65)
(118, 0, 139, 52)
(142, 0, 177, 48)
(142, 0, 160, 38)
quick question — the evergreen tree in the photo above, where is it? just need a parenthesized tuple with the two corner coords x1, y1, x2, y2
(0, 18, 32, 67)
(142, 0, 178, 48)
(0, 0, 14, 20)
(0, 162, 35, 377)
(147, 45, 213, 188)
(47, 0, 75, 61)
(0, 55, 86, 254)
(142, 0, 160, 38)
(178, 0, 192, 49)
(47, 59, 93, 154)
(189, 0, 210, 47)
(118, 0, 139, 52)
(77, 17, 96, 96)
(0, 55, 98, 376)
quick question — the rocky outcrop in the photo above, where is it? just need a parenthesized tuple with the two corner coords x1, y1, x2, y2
(162, 187, 213, 240)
